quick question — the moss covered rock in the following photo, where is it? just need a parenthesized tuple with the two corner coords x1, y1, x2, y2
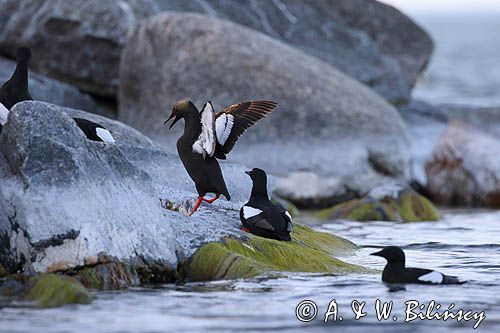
(316, 186, 439, 222)
(74, 262, 140, 290)
(184, 224, 365, 281)
(25, 274, 93, 308)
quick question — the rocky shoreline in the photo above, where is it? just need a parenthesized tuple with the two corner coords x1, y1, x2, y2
(0, 0, 496, 308)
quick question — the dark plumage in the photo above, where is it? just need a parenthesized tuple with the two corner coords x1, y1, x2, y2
(240, 168, 292, 241)
(73, 118, 115, 143)
(0, 47, 33, 110)
(371, 246, 465, 285)
(0, 47, 115, 143)
(1, 47, 32, 134)
(166, 100, 277, 215)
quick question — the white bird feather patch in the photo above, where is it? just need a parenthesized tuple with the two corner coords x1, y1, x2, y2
(193, 102, 216, 158)
(0, 102, 9, 126)
(418, 271, 443, 284)
(243, 206, 263, 219)
(215, 113, 234, 145)
(285, 211, 292, 221)
(96, 128, 115, 144)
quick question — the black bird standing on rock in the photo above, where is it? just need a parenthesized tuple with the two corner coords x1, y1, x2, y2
(165, 100, 278, 216)
(0, 47, 115, 143)
(371, 246, 466, 285)
(0, 47, 32, 133)
(240, 168, 292, 241)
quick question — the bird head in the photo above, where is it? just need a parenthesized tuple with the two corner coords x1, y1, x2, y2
(371, 246, 406, 265)
(245, 168, 268, 195)
(164, 100, 196, 129)
(16, 46, 31, 63)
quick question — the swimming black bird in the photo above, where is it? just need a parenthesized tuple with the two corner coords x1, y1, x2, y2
(0, 47, 115, 143)
(371, 246, 465, 285)
(165, 100, 278, 215)
(240, 168, 292, 241)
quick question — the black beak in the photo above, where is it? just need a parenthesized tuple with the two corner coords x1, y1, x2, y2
(370, 250, 383, 257)
(166, 115, 181, 130)
(245, 170, 252, 176)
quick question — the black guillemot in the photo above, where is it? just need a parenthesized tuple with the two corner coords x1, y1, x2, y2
(0, 47, 32, 133)
(73, 118, 115, 144)
(371, 246, 466, 285)
(240, 168, 292, 241)
(165, 100, 277, 215)
(0, 47, 115, 143)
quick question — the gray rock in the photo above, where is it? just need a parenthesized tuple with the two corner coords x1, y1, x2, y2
(119, 12, 411, 207)
(0, 101, 256, 275)
(401, 100, 500, 185)
(0, 0, 159, 97)
(0, 56, 104, 115)
(153, 0, 433, 104)
(425, 122, 500, 208)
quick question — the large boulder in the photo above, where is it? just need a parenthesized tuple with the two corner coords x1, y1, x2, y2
(425, 122, 500, 207)
(315, 184, 439, 222)
(401, 100, 500, 185)
(0, 102, 367, 290)
(119, 13, 411, 207)
(0, 101, 255, 276)
(0, 57, 103, 115)
(0, 101, 363, 291)
(0, 0, 159, 97)
(154, 0, 433, 104)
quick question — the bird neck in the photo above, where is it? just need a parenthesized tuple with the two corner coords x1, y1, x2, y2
(12, 60, 29, 88)
(250, 182, 269, 200)
(386, 261, 405, 271)
(181, 110, 202, 140)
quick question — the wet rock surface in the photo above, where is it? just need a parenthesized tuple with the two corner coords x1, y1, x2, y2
(119, 12, 411, 207)
(185, 224, 364, 282)
(315, 184, 439, 222)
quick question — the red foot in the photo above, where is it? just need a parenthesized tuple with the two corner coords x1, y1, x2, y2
(188, 194, 221, 216)
(189, 197, 203, 216)
(241, 227, 250, 233)
(203, 194, 221, 204)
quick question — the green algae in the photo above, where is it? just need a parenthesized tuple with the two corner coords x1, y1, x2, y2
(25, 274, 93, 308)
(315, 190, 440, 222)
(75, 262, 140, 290)
(185, 224, 366, 282)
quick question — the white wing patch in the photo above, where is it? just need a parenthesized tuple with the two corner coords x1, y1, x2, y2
(418, 271, 444, 284)
(285, 211, 292, 221)
(192, 102, 216, 158)
(243, 206, 263, 219)
(96, 128, 116, 144)
(215, 113, 234, 145)
(0, 102, 9, 126)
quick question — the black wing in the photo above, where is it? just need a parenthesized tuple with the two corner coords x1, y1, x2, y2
(214, 101, 277, 159)
(73, 118, 115, 143)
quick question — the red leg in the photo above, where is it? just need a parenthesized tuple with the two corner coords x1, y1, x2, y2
(241, 227, 250, 233)
(203, 194, 221, 204)
(189, 197, 203, 216)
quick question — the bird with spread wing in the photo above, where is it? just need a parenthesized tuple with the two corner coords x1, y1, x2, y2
(165, 100, 278, 216)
